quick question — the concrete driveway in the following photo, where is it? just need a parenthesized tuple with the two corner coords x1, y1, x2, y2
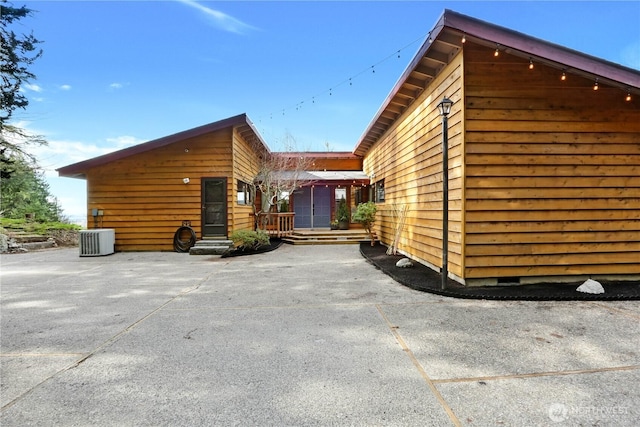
(1, 245, 638, 426)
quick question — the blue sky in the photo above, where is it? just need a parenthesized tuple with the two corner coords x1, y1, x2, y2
(12, 1, 640, 224)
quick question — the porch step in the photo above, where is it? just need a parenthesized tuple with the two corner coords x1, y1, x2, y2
(189, 239, 233, 255)
(282, 229, 374, 245)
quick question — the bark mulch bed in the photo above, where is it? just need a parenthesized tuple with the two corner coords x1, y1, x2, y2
(221, 238, 284, 258)
(360, 242, 640, 301)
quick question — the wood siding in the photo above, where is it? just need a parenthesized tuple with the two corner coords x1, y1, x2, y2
(86, 128, 234, 251)
(232, 128, 263, 232)
(463, 42, 640, 281)
(307, 157, 363, 171)
(363, 52, 464, 277)
(273, 154, 363, 171)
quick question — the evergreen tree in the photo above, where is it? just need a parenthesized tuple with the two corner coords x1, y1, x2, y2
(0, 1, 62, 223)
(0, 156, 62, 222)
(1, 1, 42, 126)
(1, 1, 45, 178)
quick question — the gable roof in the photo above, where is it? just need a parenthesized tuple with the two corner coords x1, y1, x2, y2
(354, 9, 640, 156)
(57, 113, 270, 178)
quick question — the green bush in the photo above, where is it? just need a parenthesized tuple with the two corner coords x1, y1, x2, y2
(353, 201, 377, 245)
(230, 229, 270, 250)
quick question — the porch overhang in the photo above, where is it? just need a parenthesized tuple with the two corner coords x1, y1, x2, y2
(271, 170, 370, 187)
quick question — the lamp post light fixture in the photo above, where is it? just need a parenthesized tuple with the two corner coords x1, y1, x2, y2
(437, 96, 453, 290)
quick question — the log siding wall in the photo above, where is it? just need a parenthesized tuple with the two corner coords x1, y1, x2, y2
(86, 128, 235, 251)
(232, 129, 262, 232)
(363, 52, 465, 278)
(463, 42, 640, 281)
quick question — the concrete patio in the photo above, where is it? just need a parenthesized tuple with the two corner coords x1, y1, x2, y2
(1, 245, 638, 426)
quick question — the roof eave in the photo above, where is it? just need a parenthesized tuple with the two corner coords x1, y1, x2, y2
(353, 10, 448, 157)
(443, 10, 640, 87)
(353, 9, 640, 157)
(57, 113, 268, 178)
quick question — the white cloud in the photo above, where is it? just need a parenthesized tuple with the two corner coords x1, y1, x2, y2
(40, 135, 144, 169)
(59, 84, 72, 91)
(7, 121, 145, 176)
(105, 135, 145, 150)
(109, 82, 124, 90)
(177, 0, 257, 35)
(23, 83, 43, 93)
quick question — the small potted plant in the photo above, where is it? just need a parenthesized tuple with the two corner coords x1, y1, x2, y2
(337, 197, 350, 230)
(330, 219, 339, 230)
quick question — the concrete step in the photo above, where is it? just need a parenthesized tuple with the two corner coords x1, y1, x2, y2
(22, 240, 57, 251)
(189, 240, 233, 255)
(7, 232, 49, 243)
(283, 230, 373, 245)
(282, 237, 373, 245)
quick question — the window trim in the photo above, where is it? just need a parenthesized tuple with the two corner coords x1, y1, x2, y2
(236, 180, 252, 205)
(375, 179, 385, 203)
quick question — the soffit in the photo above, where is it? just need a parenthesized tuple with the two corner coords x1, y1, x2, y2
(353, 9, 640, 157)
(266, 170, 370, 186)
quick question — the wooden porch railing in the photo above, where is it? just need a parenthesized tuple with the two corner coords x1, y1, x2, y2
(257, 212, 295, 238)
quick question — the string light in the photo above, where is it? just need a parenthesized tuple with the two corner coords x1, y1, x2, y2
(259, 30, 426, 122)
(259, 24, 634, 129)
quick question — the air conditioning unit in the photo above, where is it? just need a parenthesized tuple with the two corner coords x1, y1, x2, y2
(79, 229, 115, 257)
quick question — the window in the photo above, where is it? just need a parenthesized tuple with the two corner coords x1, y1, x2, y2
(278, 191, 290, 212)
(375, 179, 385, 203)
(237, 180, 252, 205)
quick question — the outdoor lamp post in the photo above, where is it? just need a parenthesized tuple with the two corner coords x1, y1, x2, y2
(437, 97, 453, 290)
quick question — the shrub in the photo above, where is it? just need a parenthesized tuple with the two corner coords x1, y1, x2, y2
(353, 201, 377, 245)
(0, 218, 81, 234)
(230, 229, 270, 250)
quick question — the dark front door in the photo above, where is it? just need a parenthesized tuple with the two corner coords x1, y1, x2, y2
(313, 186, 331, 227)
(202, 178, 227, 237)
(294, 187, 312, 228)
(293, 186, 331, 228)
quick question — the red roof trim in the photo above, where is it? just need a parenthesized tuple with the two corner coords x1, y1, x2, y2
(443, 10, 640, 87)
